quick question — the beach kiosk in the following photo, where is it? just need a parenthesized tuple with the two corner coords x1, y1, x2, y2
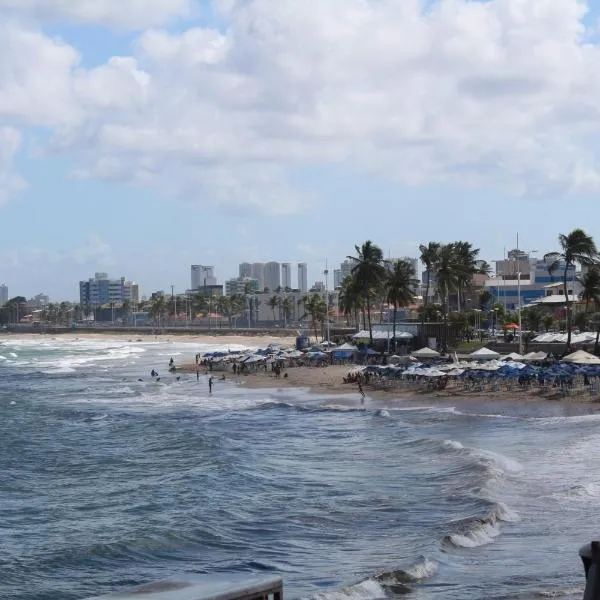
(83, 573, 283, 600)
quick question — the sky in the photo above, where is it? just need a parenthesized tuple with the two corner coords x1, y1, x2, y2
(2, 0, 600, 301)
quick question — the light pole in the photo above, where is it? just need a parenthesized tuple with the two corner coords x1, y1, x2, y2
(517, 270, 523, 354)
(324, 261, 330, 344)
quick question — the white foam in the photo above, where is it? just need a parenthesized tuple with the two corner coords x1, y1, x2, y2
(307, 579, 386, 600)
(443, 439, 464, 450)
(403, 557, 438, 581)
(448, 519, 501, 548)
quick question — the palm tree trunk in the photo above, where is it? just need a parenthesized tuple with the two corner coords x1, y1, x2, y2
(366, 295, 373, 345)
(564, 267, 572, 351)
(421, 274, 431, 345)
(595, 323, 600, 356)
(392, 305, 397, 354)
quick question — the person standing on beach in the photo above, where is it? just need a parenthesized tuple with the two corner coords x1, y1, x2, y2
(357, 380, 365, 400)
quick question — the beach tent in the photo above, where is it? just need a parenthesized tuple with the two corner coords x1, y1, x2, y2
(411, 347, 441, 359)
(563, 350, 600, 365)
(331, 343, 358, 360)
(503, 352, 524, 361)
(521, 351, 547, 362)
(469, 347, 501, 360)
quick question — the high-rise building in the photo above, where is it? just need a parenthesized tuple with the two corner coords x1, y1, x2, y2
(264, 261, 281, 291)
(297, 263, 308, 293)
(79, 274, 138, 308)
(340, 260, 353, 283)
(281, 262, 292, 290)
(225, 277, 260, 296)
(191, 265, 216, 290)
(0, 283, 8, 306)
(239, 262, 252, 278)
(251, 263, 265, 291)
(333, 269, 342, 289)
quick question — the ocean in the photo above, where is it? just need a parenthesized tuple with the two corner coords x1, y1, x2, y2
(1, 336, 598, 600)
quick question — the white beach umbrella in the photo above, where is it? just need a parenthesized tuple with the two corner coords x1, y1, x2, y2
(563, 350, 600, 365)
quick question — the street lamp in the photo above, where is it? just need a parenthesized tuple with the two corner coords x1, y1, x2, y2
(324, 261, 330, 344)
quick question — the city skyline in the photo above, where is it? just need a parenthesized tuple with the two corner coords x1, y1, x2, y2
(2, 2, 600, 299)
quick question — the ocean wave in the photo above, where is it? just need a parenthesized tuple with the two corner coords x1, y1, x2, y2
(553, 482, 600, 500)
(375, 557, 438, 584)
(443, 502, 517, 548)
(306, 579, 388, 600)
(442, 439, 523, 476)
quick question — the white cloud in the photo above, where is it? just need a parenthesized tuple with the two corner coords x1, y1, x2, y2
(0, 0, 193, 30)
(4, 0, 600, 212)
(0, 127, 26, 204)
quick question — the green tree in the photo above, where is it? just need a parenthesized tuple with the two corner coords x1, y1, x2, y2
(419, 242, 440, 339)
(478, 290, 493, 311)
(542, 314, 554, 332)
(268, 295, 278, 323)
(348, 240, 386, 344)
(385, 259, 417, 352)
(301, 294, 327, 342)
(522, 307, 543, 332)
(339, 274, 364, 329)
(579, 266, 600, 312)
(544, 228, 599, 349)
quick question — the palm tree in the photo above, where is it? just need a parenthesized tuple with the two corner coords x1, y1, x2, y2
(121, 299, 131, 325)
(268, 295, 278, 323)
(436, 243, 462, 352)
(282, 296, 294, 326)
(339, 274, 363, 329)
(419, 242, 440, 342)
(302, 294, 327, 342)
(542, 314, 554, 332)
(385, 259, 417, 352)
(544, 229, 599, 350)
(579, 267, 600, 312)
(348, 240, 386, 344)
(478, 290, 493, 311)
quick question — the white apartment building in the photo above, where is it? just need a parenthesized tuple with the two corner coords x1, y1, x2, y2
(264, 261, 281, 291)
(225, 277, 260, 296)
(191, 265, 216, 290)
(0, 283, 8, 306)
(297, 263, 308, 293)
(239, 262, 252, 278)
(251, 263, 265, 291)
(281, 263, 292, 289)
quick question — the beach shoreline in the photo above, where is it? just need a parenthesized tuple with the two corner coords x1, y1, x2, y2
(0, 331, 298, 348)
(179, 362, 600, 408)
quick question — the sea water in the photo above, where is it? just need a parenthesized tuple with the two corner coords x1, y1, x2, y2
(1, 336, 599, 600)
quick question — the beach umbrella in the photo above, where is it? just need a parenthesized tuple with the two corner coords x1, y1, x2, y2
(563, 350, 600, 365)
(411, 347, 441, 359)
(503, 323, 520, 330)
(469, 347, 501, 360)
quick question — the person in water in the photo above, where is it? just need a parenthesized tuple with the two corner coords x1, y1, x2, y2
(208, 376, 214, 394)
(151, 369, 158, 377)
(169, 357, 174, 367)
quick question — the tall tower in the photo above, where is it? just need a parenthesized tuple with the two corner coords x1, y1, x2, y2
(239, 262, 252, 278)
(297, 263, 308, 293)
(281, 263, 292, 289)
(0, 283, 8, 306)
(251, 263, 265, 291)
(264, 262, 281, 291)
(191, 265, 216, 290)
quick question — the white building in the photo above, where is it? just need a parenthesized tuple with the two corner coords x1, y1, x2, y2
(225, 277, 259, 296)
(191, 265, 216, 290)
(281, 262, 292, 290)
(79, 274, 139, 308)
(333, 269, 342, 289)
(264, 261, 281, 291)
(297, 263, 308, 293)
(340, 260, 353, 283)
(251, 263, 265, 291)
(0, 283, 8, 306)
(239, 262, 252, 278)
